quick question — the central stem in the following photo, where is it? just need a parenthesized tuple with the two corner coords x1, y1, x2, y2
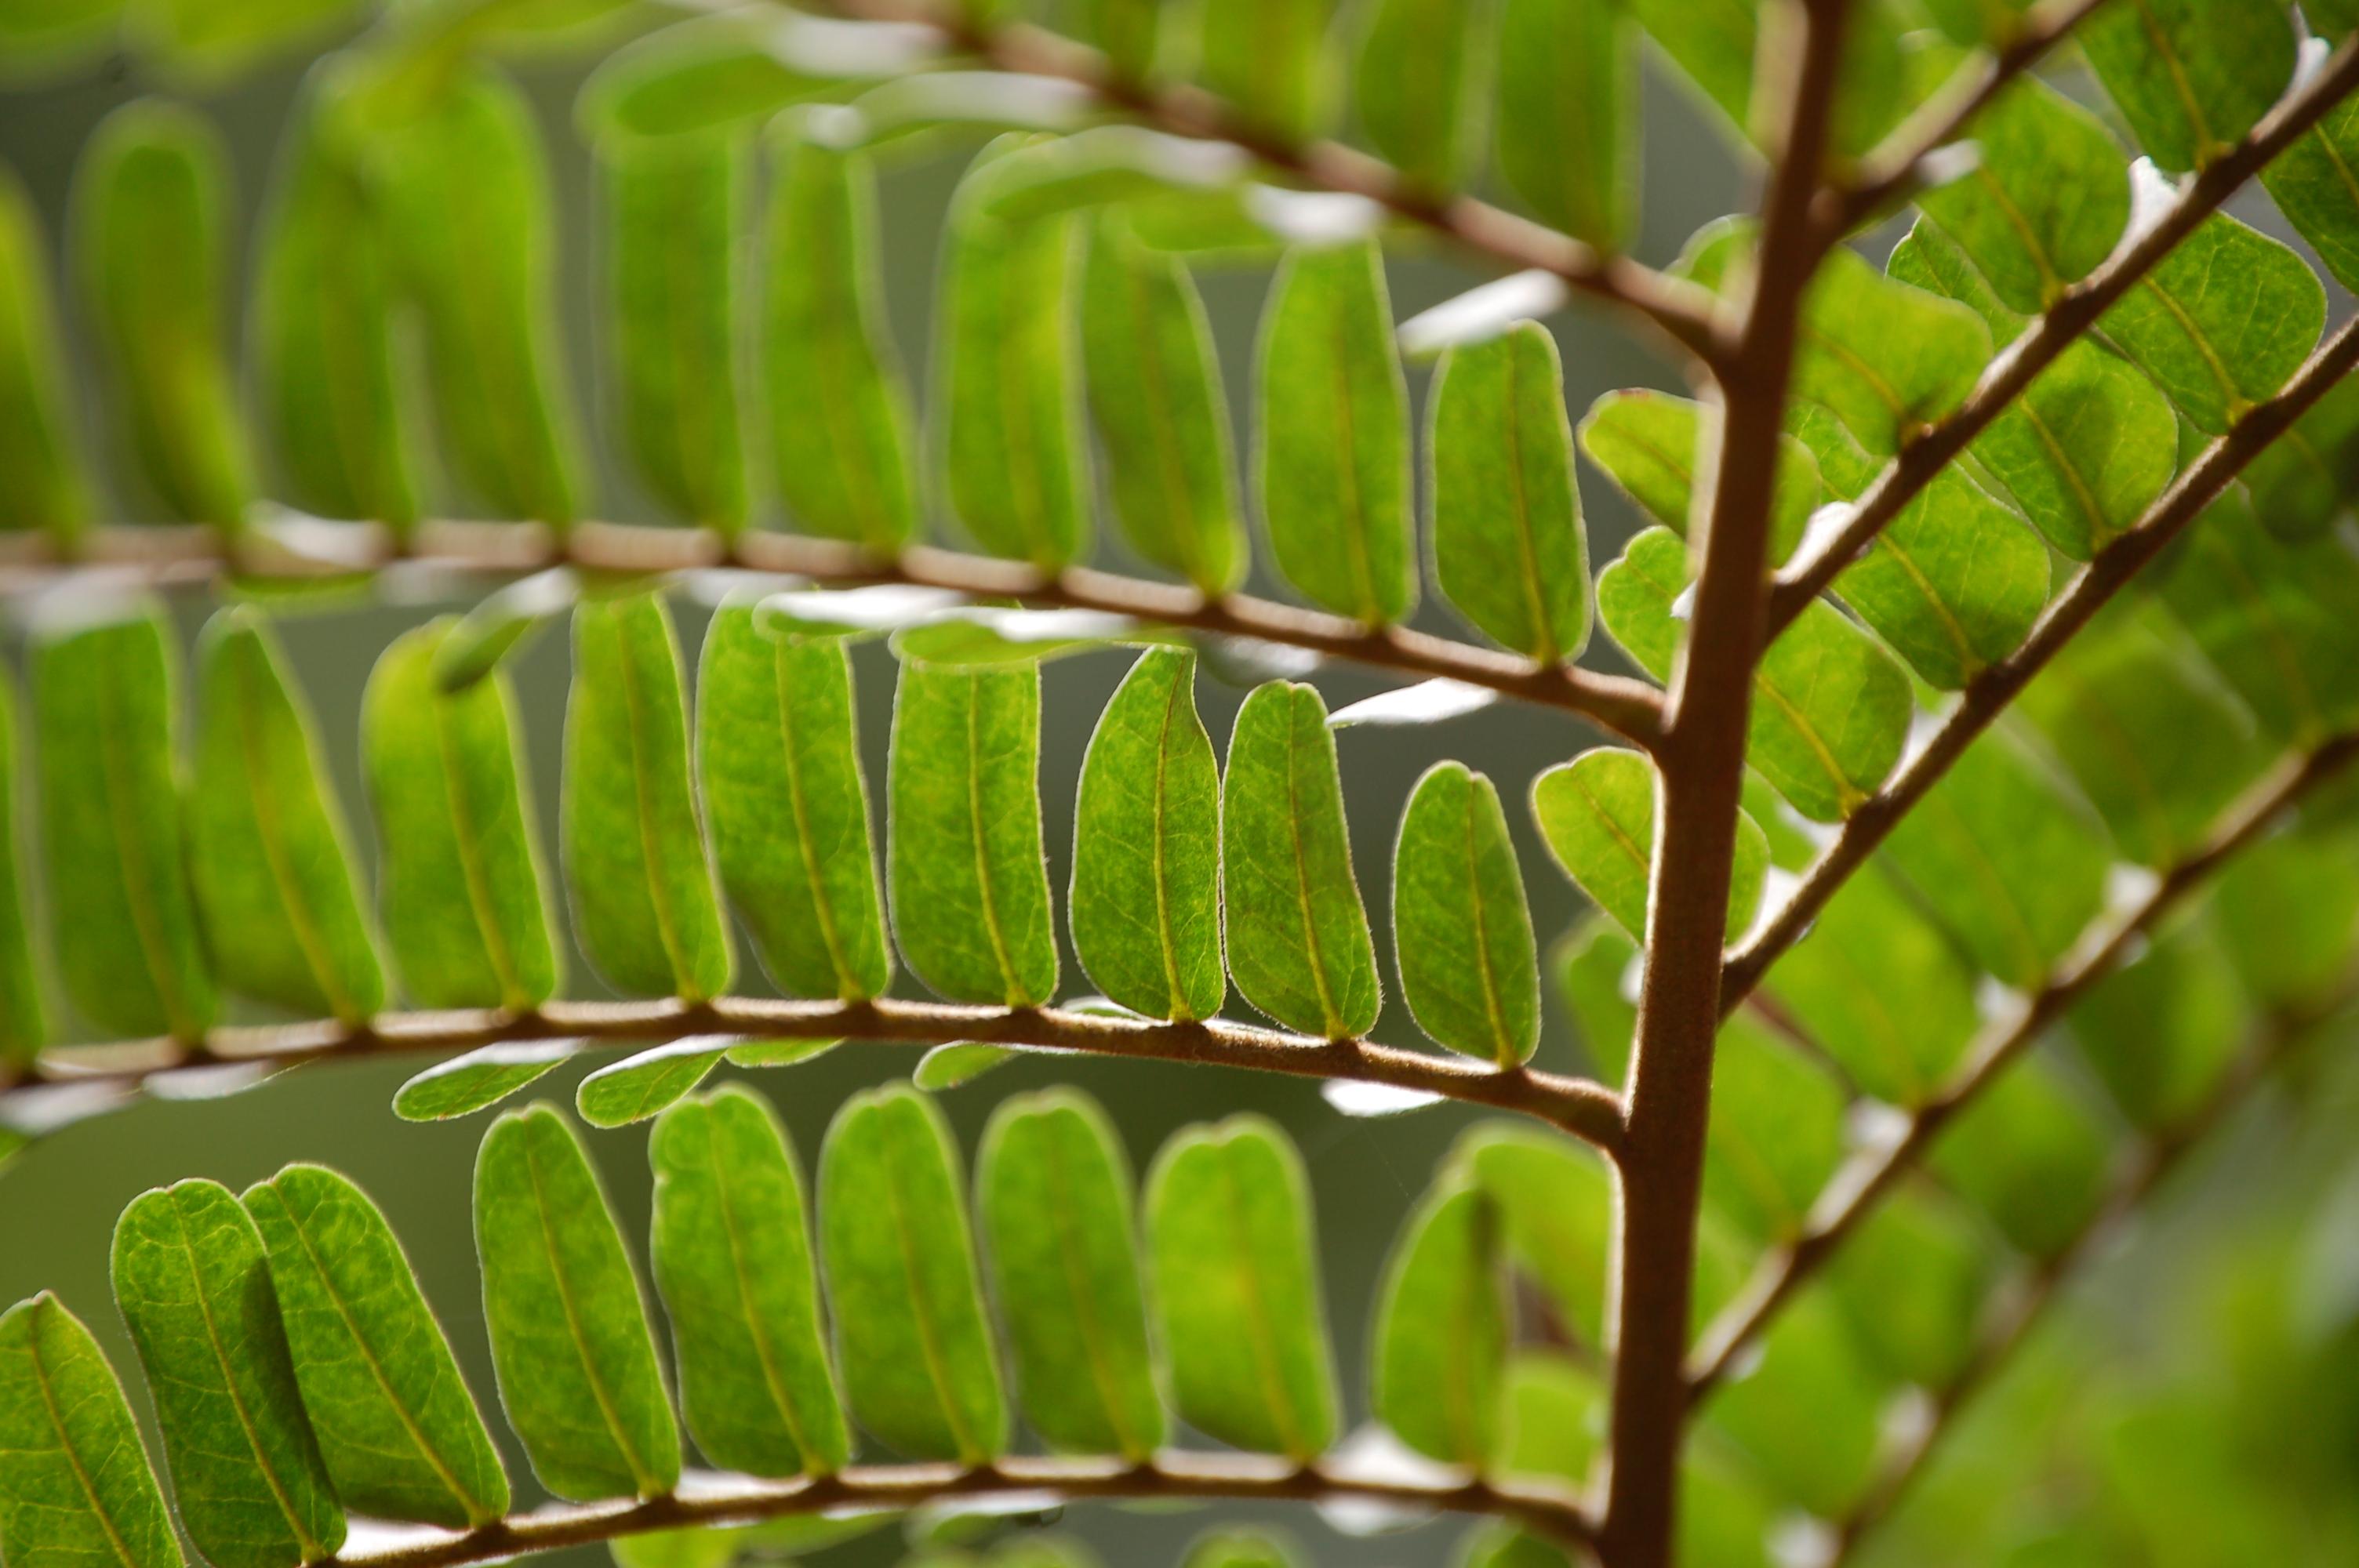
(1596, 2, 1852, 1562)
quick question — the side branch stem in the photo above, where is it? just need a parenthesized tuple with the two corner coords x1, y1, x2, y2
(10, 996, 1629, 1153)
(0, 524, 1667, 748)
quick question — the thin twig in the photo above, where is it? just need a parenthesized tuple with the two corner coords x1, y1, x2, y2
(9, 994, 1630, 1153)
(1828, 981, 2356, 1561)
(823, 0, 1727, 367)
(318, 1454, 1595, 1568)
(1768, 31, 2359, 637)
(1723, 311, 2359, 1011)
(1819, 0, 2113, 234)
(0, 522, 1669, 748)
(1597, 2, 1860, 1562)
(1687, 729, 2359, 1399)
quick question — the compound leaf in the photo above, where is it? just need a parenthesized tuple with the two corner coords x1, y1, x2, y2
(2081, 0, 2296, 174)
(2099, 213, 2324, 437)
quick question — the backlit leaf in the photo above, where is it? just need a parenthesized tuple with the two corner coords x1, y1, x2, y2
(576, 1038, 734, 1128)
(818, 1083, 1007, 1463)
(1917, 74, 2128, 313)
(2081, 0, 2296, 174)
(475, 1103, 681, 1501)
(134, 0, 361, 78)
(1393, 761, 1539, 1065)
(1576, 389, 1818, 561)
(1495, 0, 1634, 249)
(2263, 94, 2359, 294)
(1455, 1123, 1614, 1346)
(650, 1087, 849, 1478)
(0, 1293, 181, 1568)
(1220, 681, 1379, 1037)
(1531, 746, 1768, 942)
(1357, 0, 1481, 192)
(1199, 0, 1333, 141)
(888, 657, 1059, 1007)
(392, 1041, 580, 1123)
(1371, 1175, 1506, 1468)
(2099, 212, 2324, 437)
(0, 168, 89, 542)
(1147, 1116, 1339, 1459)
(1070, 648, 1223, 1022)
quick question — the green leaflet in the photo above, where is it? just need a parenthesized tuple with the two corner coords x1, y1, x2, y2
(1599, 528, 1911, 821)
(1966, 339, 2179, 560)
(431, 568, 579, 694)
(1703, 1288, 1886, 1516)
(1199, 0, 1333, 141)
(188, 610, 385, 1023)
(578, 14, 840, 140)
(0, 673, 41, 1063)
(936, 141, 1089, 572)
(32, 598, 215, 1041)
(1881, 725, 2114, 991)
(1701, 1025, 1846, 1243)
(1917, 74, 2128, 313)
(976, 1089, 1164, 1459)
(2159, 486, 2359, 746)
(1356, 0, 1480, 193)
(911, 1040, 1020, 1090)
(1081, 223, 1245, 595)
(241, 1166, 509, 1529)
(2099, 213, 2325, 436)
(2264, 96, 2359, 295)
(577, 1039, 734, 1128)
(363, 620, 559, 1013)
(1791, 407, 2051, 684)
(1219, 681, 1379, 1038)
(1494, 1351, 1600, 1492)
(725, 1036, 841, 1069)
(2070, 917, 2246, 1130)
(0, 168, 89, 541)
(1761, 862, 1981, 1108)
(474, 1103, 681, 1501)
(2019, 604, 2263, 868)
(2081, 0, 2296, 174)
(1625, 0, 1754, 138)
(377, 66, 583, 527)
(817, 1083, 1007, 1463)
(1256, 241, 1416, 626)
(698, 605, 891, 1003)
(1146, 1116, 1339, 1459)
(763, 127, 917, 554)
(0, 1293, 182, 1568)
(2244, 374, 2359, 544)
(887, 658, 1058, 1007)
(1181, 1530, 1305, 1568)
(252, 66, 417, 532)
(1886, 215, 2020, 343)
(1455, 1123, 1615, 1346)
(1928, 1050, 2113, 1258)
(2214, 820, 2359, 1007)
(1824, 1187, 1998, 1391)
(1429, 324, 1589, 664)
(601, 129, 749, 532)
(71, 100, 251, 529)
(1371, 1175, 1507, 1469)
(563, 593, 733, 1002)
(1576, 390, 1818, 561)
(1393, 762, 1539, 1066)
(136, 0, 362, 78)
(1495, 0, 1635, 250)
(650, 1087, 849, 1478)
(392, 1041, 582, 1122)
(111, 1180, 345, 1568)
(1531, 747, 1768, 943)
(1070, 648, 1223, 1023)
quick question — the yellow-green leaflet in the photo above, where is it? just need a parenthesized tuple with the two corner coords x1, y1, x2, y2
(0, 167, 89, 543)
(600, 129, 750, 533)
(562, 593, 733, 1002)
(817, 1084, 1007, 1463)
(887, 657, 1058, 1007)
(376, 66, 584, 527)
(1356, 0, 1480, 193)
(362, 620, 560, 1012)
(1081, 223, 1245, 596)
(1392, 761, 1539, 1066)
(136, 0, 365, 78)
(936, 138, 1090, 572)
(392, 1040, 583, 1123)
(1199, 0, 1333, 142)
(31, 597, 216, 1041)
(977, 1090, 1164, 1459)
(252, 64, 418, 532)
(1370, 1175, 1507, 1468)
(1494, 0, 1635, 249)
(697, 604, 891, 1003)
(1147, 1116, 1339, 1459)
(1256, 241, 1416, 626)
(576, 1038, 734, 1128)
(1219, 681, 1378, 1039)
(111, 1180, 346, 1568)
(650, 1087, 849, 1478)
(1532, 747, 1768, 942)
(2079, 0, 2295, 174)
(474, 1104, 682, 1501)
(1069, 648, 1223, 1023)
(0, 1293, 183, 1568)
(1429, 323, 1589, 664)
(763, 127, 917, 553)
(71, 100, 252, 530)
(0, 672, 42, 1064)
(241, 1165, 510, 1529)
(187, 610, 385, 1023)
